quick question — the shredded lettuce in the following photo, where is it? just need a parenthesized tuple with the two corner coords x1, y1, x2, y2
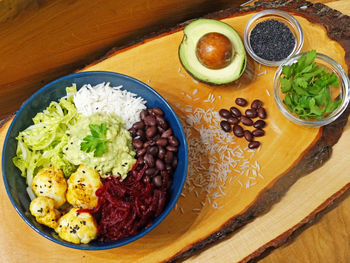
(13, 85, 79, 184)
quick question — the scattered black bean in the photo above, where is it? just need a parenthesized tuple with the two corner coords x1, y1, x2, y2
(245, 109, 257, 118)
(219, 109, 232, 119)
(248, 141, 260, 149)
(253, 119, 266, 129)
(235, 98, 248, 107)
(166, 145, 178, 152)
(220, 120, 231, 132)
(257, 107, 267, 119)
(227, 117, 239, 125)
(251, 99, 263, 109)
(230, 106, 241, 117)
(168, 136, 179, 147)
(241, 116, 253, 126)
(252, 129, 265, 137)
(148, 145, 158, 156)
(144, 153, 155, 168)
(244, 130, 253, 142)
(136, 148, 146, 157)
(158, 147, 166, 159)
(233, 125, 244, 137)
(165, 151, 174, 164)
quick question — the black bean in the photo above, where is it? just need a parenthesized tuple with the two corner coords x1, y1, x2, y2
(165, 164, 173, 173)
(241, 116, 253, 126)
(219, 109, 232, 119)
(168, 136, 179, 147)
(153, 176, 162, 188)
(156, 116, 168, 130)
(136, 129, 146, 140)
(257, 107, 267, 119)
(230, 107, 241, 117)
(153, 107, 164, 116)
(132, 139, 143, 149)
(235, 98, 248, 107)
(157, 126, 166, 134)
(244, 130, 253, 142)
(156, 138, 168, 147)
(165, 151, 174, 164)
(140, 109, 148, 120)
(143, 141, 151, 149)
(136, 148, 146, 157)
(220, 120, 231, 132)
(161, 128, 172, 138)
(233, 125, 244, 137)
(245, 109, 257, 118)
(145, 168, 157, 177)
(144, 115, 156, 126)
(227, 117, 239, 125)
(128, 127, 137, 137)
(251, 99, 263, 109)
(148, 145, 158, 156)
(132, 121, 145, 130)
(166, 145, 178, 152)
(248, 141, 260, 149)
(252, 129, 265, 137)
(144, 153, 155, 167)
(172, 156, 178, 168)
(253, 120, 266, 129)
(146, 126, 157, 138)
(156, 159, 165, 170)
(158, 147, 166, 159)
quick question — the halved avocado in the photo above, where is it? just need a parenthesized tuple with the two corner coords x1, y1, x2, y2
(179, 19, 247, 85)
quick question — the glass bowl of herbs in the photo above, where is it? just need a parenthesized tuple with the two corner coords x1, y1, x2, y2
(273, 50, 350, 127)
(244, 9, 304, 67)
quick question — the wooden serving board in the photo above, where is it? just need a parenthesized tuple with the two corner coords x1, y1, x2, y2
(0, 0, 349, 262)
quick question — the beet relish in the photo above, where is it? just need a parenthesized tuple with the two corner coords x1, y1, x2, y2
(78, 162, 169, 241)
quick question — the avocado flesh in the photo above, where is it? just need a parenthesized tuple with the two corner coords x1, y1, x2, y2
(179, 19, 247, 85)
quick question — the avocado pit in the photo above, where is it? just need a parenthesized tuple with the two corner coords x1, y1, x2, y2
(196, 32, 234, 69)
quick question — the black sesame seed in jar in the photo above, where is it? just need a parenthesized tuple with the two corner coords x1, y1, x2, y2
(250, 19, 295, 61)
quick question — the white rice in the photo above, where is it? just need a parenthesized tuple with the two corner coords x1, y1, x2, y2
(74, 82, 147, 129)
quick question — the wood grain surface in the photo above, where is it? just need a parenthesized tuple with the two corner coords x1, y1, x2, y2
(0, 1, 349, 263)
(255, 2, 350, 262)
(0, 0, 245, 120)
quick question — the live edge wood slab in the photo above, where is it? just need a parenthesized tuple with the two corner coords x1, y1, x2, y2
(0, 0, 349, 262)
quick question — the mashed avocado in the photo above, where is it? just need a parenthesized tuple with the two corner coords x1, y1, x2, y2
(63, 113, 135, 179)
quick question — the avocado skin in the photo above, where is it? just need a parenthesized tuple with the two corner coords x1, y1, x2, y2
(178, 19, 247, 85)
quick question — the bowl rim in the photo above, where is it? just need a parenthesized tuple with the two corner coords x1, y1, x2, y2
(272, 52, 350, 127)
(243, 9, 304, 67)
(2, 70, 188, 250)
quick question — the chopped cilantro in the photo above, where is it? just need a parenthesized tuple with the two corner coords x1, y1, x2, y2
(80, 123, 107, 157)
(279, 50, 341, 120)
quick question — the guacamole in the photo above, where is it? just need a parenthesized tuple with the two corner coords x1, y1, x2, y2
(63, 113, 135, 179)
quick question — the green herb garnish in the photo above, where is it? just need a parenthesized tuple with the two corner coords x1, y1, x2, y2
(80, 123, 107, 157)
(280, 50, 341, 120)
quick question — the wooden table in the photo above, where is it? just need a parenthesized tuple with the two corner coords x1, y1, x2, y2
(0, 1, 348, 262)
(255, 2, 350, 262)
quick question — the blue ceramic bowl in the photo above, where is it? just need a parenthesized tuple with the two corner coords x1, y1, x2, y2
(2, 71, 188, 250)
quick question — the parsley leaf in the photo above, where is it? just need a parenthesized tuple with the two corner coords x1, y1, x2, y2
(80, 123, 107, 157)
(280, 50, 341, 120)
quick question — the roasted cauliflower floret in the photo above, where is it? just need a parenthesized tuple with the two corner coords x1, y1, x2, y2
(55, 208, 97, 244)
(32, 166, 67, 208)
(29, 196, 60, 229)
(66, 164, 102, 209)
